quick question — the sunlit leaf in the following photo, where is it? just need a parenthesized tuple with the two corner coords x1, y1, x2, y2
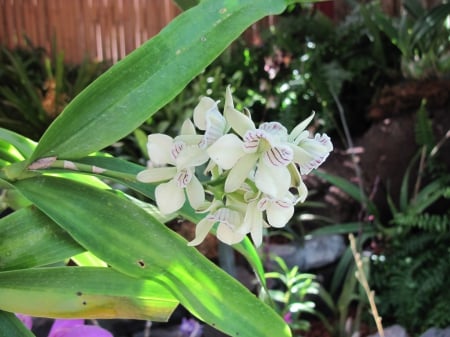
(0, 267, 178, 321)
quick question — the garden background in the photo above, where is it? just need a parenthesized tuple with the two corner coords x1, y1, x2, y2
(0, 1, 449, 337)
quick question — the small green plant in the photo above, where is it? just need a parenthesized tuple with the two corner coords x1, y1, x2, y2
(265, 256, 335, 333)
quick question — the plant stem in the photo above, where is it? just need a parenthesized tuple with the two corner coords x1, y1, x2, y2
(349, 233, 384, 337)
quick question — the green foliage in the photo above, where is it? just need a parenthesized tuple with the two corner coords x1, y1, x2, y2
(0, 42, 110, 141)
(414, 100, 435, 153)
(371, 232, 450, 332)
(371, 107, 450, 333)
(0, 1, 299, 337)
(265, 256, 335, 333)
(369, 0, 450, 79)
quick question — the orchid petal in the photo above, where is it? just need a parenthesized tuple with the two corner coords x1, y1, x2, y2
(200, 106, 227, 148)
(225, 153, 258, 193)
(137, 167, 177, 183)
(254, 162, 291, 198)
(188, 217, 215, 246)
(155, 179, 185, 214)
(294, 134, 332, 174)
(193, 96, 218, 130)
(180, 119, 197, 135)
(266, 199, 294, 228)
(250, 217, 264, 247)
(48, 320, 84, 337)
(50, 325, 113, 337)
(239, 200, 259, 234)
(186, 175, 205, 209)
(15, 314, 32, 329)
(217, 222, 246, 245)
(224, 87, 255, 137)
(242, 200, 264, 246)
(259, 122, 288, 140)
(263, 144, 293, 167)
(288, 112, 315, 143)
(176, 145, 209, 169)
(297, 179, 308, 203)
(175, 134, 203, 145)
(207, 134, 246, 170)
(214, 208, 245, 245)
(147, 134, 175, 166)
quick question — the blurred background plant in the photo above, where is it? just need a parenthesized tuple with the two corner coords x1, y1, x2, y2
(264, 255, 335, 333)
(0, 39, 110, 141)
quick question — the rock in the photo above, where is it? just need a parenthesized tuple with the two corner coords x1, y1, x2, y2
(420, 327, 450, 337)
(367, 324, 409, 337)
(267, 234, 346, 271)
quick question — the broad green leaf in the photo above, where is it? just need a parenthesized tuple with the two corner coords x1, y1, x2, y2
(0, 267, 178, 321)
(14, 175, 291, 337)
(69, 155, 269, 288)
(0, 311, 35, 337)
(0, 207, 83, 271)
(30, 0, 289, 161)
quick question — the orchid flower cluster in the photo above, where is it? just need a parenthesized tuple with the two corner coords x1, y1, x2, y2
(137, 87, 332, 247)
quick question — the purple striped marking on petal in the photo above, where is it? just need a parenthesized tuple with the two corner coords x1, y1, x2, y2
(264, 145, 293, 167)
(171, 141, 185, 160)
(175, 168, 192, 188)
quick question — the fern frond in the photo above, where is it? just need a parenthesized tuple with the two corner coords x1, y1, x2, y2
(393, 212, 450, 233)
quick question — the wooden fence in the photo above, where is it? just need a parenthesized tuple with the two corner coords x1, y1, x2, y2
(0, 0, 442, 64)
(0, 0, 275, 64)
(0, 0, 183, 63)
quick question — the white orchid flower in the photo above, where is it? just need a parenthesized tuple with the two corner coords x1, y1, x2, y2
(239, 191, 297, 246)
(287, 113, 334, 175)
(188, 207, 246, 246)
(193, 97, 228, 149)
(208, 91, 294, 198)
(137, 120, 208, 214)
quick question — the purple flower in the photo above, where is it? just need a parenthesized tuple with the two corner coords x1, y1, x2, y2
(16, 315, 113, 337)
(179, 317, 203, 337)
(283, 312, 293, 324)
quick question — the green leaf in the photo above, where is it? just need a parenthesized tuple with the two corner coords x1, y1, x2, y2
(13, 175, 291, 337)
(0, 311, 35, 337)
(0, 207, 84, 271)
(0, 267, 178, 321)
(411, 3, 450, 48)
(0, 128, 36, 159)
(30, 0, 288, 161)
(310, 222, 374, 236)
(76, 155, 269, 288)
(71, 252, 108, 267)
(313, 170, 379, 218)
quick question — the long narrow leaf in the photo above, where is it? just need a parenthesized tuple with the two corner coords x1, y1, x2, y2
(0, 207, 84, 271)
(0, 128, 37, 159)
(29, 0, 288, 161)
(0, 311, 35, 337)
(0, 267, 178, 321)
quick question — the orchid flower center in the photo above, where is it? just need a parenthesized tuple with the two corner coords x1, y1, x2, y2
(175, 168, 193, 188)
